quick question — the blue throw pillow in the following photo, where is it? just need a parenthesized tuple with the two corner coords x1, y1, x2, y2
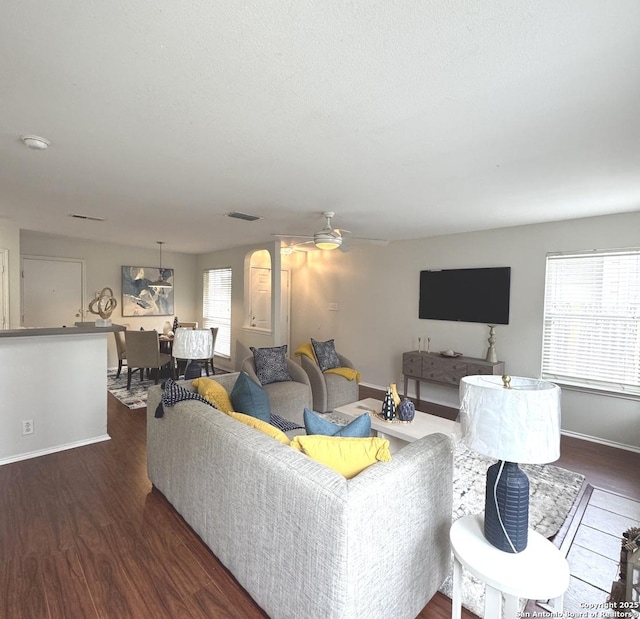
(230, 371, 271, 423)
(303, 408, 371, 438)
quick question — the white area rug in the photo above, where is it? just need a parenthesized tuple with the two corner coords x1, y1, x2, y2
(440, 437, 585, 617)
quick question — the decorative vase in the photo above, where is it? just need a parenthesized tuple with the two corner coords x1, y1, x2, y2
(381, 388, 396, 421)
(163, 321, 171, 335)
(390, 383, 401, 408)
(173, 317, 179, 332)
(397, 398, 415, 422)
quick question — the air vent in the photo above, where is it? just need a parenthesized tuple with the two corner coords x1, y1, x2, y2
(228, 211, 262, 222)
(69, 214, 105, 222)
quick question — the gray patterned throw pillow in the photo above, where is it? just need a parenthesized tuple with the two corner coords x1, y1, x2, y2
(250, 345, 292, 385)
(311, 338, 340, 372)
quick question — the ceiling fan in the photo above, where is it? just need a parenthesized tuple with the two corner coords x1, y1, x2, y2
(273, 211, 388, 252)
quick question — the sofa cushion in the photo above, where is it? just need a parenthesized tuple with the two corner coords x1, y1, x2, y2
(290, 435, 391, 479)
(192, 377, 234, 413)
(311, 338, 340, 372)
(303, 408, 371, 438)
(230, 412, 290, 445)
(230, 371, 271, 422)
(250, 345, 292, 384)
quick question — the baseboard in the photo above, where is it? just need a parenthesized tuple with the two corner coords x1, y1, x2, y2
(560, 429, 640, 454)
(0, 434, 111, 466)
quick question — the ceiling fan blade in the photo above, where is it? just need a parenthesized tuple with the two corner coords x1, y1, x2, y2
(272, 233, 315, 240)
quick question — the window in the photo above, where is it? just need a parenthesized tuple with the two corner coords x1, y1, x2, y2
(203, 268, 232, 358)
(541, 248, 640, 397)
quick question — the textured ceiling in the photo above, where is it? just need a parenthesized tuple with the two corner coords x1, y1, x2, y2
(2, 1, 639, 254)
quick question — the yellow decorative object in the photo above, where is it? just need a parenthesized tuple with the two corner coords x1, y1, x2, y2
(390, 383, 401, 407)
(88, 287, 118, 319)
(294, 342, 317, 362)
(290, 435, 391, 479)
(192, 377, 234, 413)
(230, 412, 290, 445)
(325, 367, 361, 382)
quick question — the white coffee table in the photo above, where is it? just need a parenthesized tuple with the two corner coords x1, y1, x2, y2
(332, 397, 460, 452)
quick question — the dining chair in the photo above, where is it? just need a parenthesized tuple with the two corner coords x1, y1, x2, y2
(179, 322, 198, 329)
(112, 323, 130, 378)
(202, 327, 219, 376)
(124, 329, 172, 389)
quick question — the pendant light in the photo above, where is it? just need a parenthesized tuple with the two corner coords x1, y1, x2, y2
(150, 241, 172, 289)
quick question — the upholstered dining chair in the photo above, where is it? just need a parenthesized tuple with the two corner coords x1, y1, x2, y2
(124, 330, 172, 389)
(301, 351, 360, 413)
(202, 327, 218, 376)
(112, 323, 130, 378)
(179, 322, 198, 328)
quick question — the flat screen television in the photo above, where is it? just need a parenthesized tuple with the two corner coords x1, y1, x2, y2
(419, 267, 511, 325)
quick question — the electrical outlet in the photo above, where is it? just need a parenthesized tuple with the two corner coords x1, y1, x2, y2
(22, 419, 34, 436)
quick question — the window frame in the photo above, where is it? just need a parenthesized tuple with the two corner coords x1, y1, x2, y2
(202, 267, 232, 359)
(541, 248, 640, 399)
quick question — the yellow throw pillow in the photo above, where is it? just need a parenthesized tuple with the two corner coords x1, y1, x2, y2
(230, 412, 290, 445)
(290, 435, 391, 479)
(192, 377, 233, 413)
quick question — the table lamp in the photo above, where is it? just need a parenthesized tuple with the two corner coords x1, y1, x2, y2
(172, 328, 213, 380)
(459, 375, 561, 553)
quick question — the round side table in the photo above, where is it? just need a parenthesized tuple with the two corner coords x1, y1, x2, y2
(449, 513, 570, 619)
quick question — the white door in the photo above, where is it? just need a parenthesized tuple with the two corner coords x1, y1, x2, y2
(250, 266, 271, 329)
(0, 249, 8, 329)
(22, 256, 85, 327)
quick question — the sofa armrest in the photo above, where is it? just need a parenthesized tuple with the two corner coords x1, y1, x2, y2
(337, 353, 355, 370)
(286, 358, 311, 387)
(301, 354, 328, 412)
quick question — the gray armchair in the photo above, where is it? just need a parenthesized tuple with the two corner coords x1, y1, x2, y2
(241, 356, 312, 426)
(301, 352, 360, 413)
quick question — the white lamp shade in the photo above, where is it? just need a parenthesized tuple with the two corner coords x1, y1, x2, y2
(459, 375, 561, 464)
(172, 328, 213, 359)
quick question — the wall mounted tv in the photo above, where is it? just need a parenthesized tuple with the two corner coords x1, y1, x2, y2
(419, 267, 511, 325)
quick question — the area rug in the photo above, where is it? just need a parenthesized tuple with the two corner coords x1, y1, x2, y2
(107, 369, 158, 409)
(107, 368, 229, 409)
(439, 437, 585, 617)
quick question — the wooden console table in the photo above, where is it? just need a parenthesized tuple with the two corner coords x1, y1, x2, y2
(402, 351, 505, 403)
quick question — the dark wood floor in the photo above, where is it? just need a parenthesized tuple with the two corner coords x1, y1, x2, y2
(0, 387, 638, 618)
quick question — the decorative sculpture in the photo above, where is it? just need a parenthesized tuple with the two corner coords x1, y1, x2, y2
(381, 388, 396, 421)
(88, 287, 118, 324)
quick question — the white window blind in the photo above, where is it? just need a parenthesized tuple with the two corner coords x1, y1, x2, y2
(541, 248, 640, 397)
(203, 268, 232, 358)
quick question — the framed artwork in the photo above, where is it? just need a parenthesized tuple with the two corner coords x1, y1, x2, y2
(121, 266, 174, 316)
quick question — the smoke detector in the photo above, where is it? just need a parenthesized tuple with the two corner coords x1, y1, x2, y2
(21, 135, 51, 150)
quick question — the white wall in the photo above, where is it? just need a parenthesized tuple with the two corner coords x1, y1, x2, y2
(20, 231, 199, 367)
(0, 218, 22, 328)
(288, 211, 640, 451)
(0, 333, 110, 464)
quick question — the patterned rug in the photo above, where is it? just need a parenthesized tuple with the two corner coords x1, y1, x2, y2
(107, 368, 227, 409)
(440, 437, 585, 616)
(107, 369, 159, 409)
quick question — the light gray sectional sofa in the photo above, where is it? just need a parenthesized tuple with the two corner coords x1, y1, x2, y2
(146, 372, 454, 619)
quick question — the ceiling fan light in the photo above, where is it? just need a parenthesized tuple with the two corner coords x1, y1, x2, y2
(314, 232, 342, 250)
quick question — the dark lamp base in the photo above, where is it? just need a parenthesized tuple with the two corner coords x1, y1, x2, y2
(484, 461, 529, 553)
(184, 361, 203, 380)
